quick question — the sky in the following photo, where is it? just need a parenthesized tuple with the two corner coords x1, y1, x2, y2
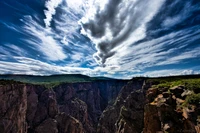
(0, 0, 200, 78)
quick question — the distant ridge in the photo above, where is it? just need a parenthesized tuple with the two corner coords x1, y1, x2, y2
(0, 74, 120, 85)
(0, 74, 200, 85)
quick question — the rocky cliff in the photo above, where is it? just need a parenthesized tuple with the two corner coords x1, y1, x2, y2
(0, 80, 127, 133)
(0, 81, 27, 133)
(143, 85, 200, 133)
(0, 77, 200, 133)
(97, 78, 200, 133)
(97, 79, 146, 133)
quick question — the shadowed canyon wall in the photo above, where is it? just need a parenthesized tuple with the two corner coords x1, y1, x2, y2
(0, 78, 200, 133)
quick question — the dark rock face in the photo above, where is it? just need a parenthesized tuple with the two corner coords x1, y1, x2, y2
(0, 79, 199, 133)
(97, 79, 145, 133)
(0, 80, 127, 133)
(116, 90, 145, 133)
(53, 81, 127, 133)
(143, 85, 200, 133)
(0, 83, 27, 133)
(35, 118, 58, 133)
(56, 113, 84, 133)
(26, 80, 127, 133)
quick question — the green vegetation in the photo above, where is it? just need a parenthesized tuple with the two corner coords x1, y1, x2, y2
(148, 78, 200, 91)
(0, 75, 90, 88)
(0, 74, 118, 88)
(183, 93, 200, 106)
(0, 74, 91, 84)
(0, 79, 22, 85)
(147, 76, 200, 108)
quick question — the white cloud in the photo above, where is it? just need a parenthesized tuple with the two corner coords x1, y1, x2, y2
(96, 25, 200, 72)
(44, 0, 63, 27)
(80, 0, 166, 65)
(140, 69, 198, 77)
(1, 0, 200, 79)
(0, 57, 93, 75)
(22, 15, 67, 61)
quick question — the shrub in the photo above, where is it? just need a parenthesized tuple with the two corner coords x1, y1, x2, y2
(184, 93, 200, 105)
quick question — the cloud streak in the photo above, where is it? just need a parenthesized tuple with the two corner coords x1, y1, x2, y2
(44, 0, 63, 27)
(22, 15, 68, 61)
(0, 0, 200, 78)
(0, 57, 93, 75)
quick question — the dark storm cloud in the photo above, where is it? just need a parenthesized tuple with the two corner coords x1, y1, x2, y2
(80, 0, 166, 65)
(82, 0, 122, 38)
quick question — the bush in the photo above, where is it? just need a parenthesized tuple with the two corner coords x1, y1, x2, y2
(149, 78, 200, 92)
(184, 93, 200, 105)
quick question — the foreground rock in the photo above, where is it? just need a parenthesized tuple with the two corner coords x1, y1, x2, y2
(144, 85, 200, 133)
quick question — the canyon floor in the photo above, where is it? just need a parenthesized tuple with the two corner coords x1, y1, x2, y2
(0, 75, 200, 133)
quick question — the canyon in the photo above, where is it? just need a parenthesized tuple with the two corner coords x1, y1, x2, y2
(0, 76, 200, 133)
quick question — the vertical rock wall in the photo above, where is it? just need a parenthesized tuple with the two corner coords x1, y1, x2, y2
(0, 82, 27, 133)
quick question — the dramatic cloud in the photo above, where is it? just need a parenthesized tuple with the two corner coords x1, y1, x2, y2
(80, 0, 166, 65)
(0, 0, 200, 78)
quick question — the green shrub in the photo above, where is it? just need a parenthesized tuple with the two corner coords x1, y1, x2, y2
(149, 78, 200, 91)
(184, 93, 200, 105)
(157, 83, 170, 89)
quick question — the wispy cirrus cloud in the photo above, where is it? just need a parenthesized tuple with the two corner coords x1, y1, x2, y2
(22, 15, 68, 61)
(0, 57, 93, 75)
(0, 0, 200, 78)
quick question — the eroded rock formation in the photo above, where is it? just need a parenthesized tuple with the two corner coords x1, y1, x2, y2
(0, 80, 127, 133)
(144, 85, 200, 133)
(0, 81, 27, 133)
(0, 78, 200, 133)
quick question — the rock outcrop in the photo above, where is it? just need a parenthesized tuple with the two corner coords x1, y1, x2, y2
(0, 80, 128, 133)
(144, 85, 200, 133)
(97, 79, 145, 133)
(53, 81, 127, 133)
(56, 113, 84, 133)
(0, 77, 200, 133)
(116, 89, 145, 133)
(0, 81, 27, 133)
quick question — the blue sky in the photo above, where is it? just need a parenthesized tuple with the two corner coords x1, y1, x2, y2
(0, 0, 200, 78)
